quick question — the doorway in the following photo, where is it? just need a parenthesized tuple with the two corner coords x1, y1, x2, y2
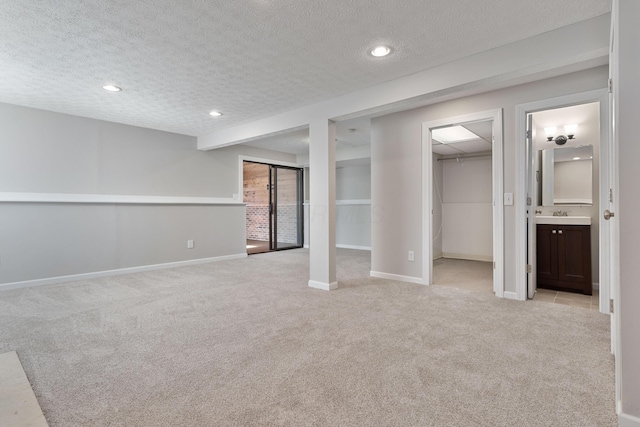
(422, 109, 504, 296)
(243, 161, 304, 255)
(515, 89, 610, 312)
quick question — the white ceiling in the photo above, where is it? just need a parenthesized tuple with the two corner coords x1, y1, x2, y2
(0, 1, 610, 139)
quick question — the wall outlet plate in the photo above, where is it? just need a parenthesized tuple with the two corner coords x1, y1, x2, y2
(408, 251, 415, 261)
(187, 240, 194, 249)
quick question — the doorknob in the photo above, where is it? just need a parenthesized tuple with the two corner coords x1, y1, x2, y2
(604, 210, 615, 220)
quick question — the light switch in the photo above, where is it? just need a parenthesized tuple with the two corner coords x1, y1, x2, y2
(504, 193, 514, 206)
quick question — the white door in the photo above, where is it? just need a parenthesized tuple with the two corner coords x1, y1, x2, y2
(607, 1, 620, 359)
(526, 114, 536, 299)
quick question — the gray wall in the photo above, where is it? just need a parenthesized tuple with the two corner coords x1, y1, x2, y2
(336, 163, 371, 249)
(371, 66, 608, 287)
(0, 103, 295, 285)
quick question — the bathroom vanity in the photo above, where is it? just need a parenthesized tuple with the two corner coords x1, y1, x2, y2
(536, 216, 592, 295)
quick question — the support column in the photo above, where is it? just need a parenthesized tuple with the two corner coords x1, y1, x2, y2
(308, 119, 337, 290)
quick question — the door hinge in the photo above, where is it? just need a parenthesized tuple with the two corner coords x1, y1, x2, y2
(527, 196, 532, 206)
(526, 129, 532, 139)
(527, 264, 532, 274)
(608, 78, 613, 94)
(610, 299, 614, 313)
(609, 188, 614, 203)
(493, 262, 496, 269)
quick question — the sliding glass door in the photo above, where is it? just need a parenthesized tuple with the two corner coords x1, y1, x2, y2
(269, 165, 303, 250)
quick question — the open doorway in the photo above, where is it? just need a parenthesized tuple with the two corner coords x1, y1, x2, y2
(431, 120, 494, 294)
(515, 89, 610, 312)
(243, 161, 304, 255)
(422, 109, 504, 296)
(527, 102, 601, 309)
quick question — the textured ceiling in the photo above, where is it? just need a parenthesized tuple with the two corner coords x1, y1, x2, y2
(0, 1, 610, 137)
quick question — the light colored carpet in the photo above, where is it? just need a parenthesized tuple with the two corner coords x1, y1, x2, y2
(0, 249, 615, 426)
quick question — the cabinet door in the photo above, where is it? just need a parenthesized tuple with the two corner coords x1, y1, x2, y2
(536, 224, 557, 282)
(557, 225, 592, 286)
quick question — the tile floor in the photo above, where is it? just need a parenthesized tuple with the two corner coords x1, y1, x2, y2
(433, 258, 599, 311)
(532, 287, 600, 310)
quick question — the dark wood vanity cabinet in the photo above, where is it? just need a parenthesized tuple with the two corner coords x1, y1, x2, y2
(537, 224, 592, 295)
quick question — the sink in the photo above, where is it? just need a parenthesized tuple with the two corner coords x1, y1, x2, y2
(536, 215, 591, 225)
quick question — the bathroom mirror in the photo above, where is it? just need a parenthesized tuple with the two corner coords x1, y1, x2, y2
(538, 145, 593, 206)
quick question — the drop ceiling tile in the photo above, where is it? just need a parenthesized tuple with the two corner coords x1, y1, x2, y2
(446, 139, 492, 154)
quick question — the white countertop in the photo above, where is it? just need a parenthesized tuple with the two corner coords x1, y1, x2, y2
(536, 215, 591, 225)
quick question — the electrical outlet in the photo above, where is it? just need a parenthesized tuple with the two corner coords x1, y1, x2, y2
(187, 240, 194, 249)
(408, 251, 415, 261)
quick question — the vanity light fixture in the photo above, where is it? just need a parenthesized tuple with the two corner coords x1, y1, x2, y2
(544, 124, 578, 145)
(370, 45, 392, 57)
(209, 111, 223, 117)
(102, 84, 122, 92)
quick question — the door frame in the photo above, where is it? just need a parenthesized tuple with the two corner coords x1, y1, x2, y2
(422, 109, 504, 296)
(268, 164, 305, 251)
(240, 156, 304, 252)
(514, 89, 610, 307)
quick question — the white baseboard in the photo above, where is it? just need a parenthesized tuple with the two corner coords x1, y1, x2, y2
(503, 291, 519, 300)
(442, 252, 493, 262)
(0, 253, 248, 291)
(303, 245, 310, 249)
(619, 412, 640, 427)
(370, 271, 424, 285)
(308, 280, 338, 291)
(336, 244, 371, 251)
(593, 282, 600, 290)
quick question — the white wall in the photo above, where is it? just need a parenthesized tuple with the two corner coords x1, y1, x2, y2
(617, 0, 640, 421)
(432, 155, 443, 258)
(441, 157, 493, 261)
(371, 66, 608, 287)
(0, 103, 296, 286)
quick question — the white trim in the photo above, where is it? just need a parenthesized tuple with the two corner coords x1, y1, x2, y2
(422, 109, 504, 298)
(442, 253, 493, 262)
(514, 89, 609, 303)
(336, 244, 371, 251)
(305, 199, 371, 206)
(619, 412, 640, 427)
(336, 199, 371, 205)
(0, 192, 242, 205)
(593, 282, 600, 290)
(503, 291, 519, 300)
(0, 254, 248, 291)
(308, 280, 338, 291)
(370, 271, 424, 285)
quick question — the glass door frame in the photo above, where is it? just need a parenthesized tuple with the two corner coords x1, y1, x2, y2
(268, 164, 304, 251)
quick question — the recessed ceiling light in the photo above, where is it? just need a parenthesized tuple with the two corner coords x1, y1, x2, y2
(370, 45, 392, 57)
(209, 111, 223, 117)
(102, 84, 122, 92)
